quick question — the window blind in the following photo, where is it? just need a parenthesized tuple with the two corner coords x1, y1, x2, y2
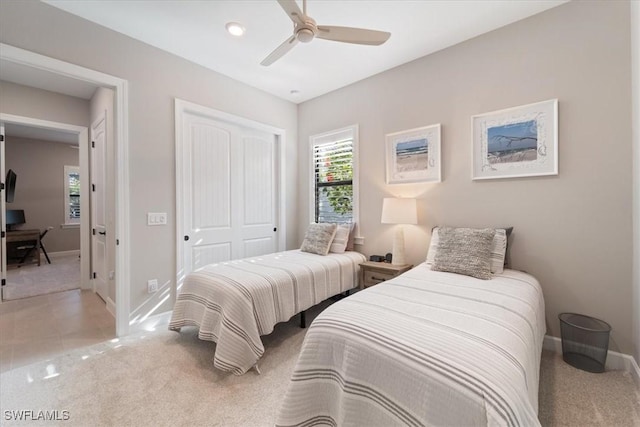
(68, 171, 80, 220)
(313, 138, 353, 223)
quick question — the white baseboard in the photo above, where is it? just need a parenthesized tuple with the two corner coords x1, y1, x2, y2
(106, 297, 116, 318)
(543, 335, 640, 386)
(43, 249, 81, 260)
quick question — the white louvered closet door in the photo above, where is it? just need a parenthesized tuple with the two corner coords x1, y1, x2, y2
(182, 112, 278, 273)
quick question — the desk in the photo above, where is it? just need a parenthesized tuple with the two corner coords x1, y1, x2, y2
(6, 229, 41, 267)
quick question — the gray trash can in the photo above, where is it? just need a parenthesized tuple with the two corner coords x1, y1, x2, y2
(558, 313, 611, 373)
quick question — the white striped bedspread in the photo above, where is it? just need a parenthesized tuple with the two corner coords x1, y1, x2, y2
(276, 263, 546, 427)
(168, 250, 366, 375)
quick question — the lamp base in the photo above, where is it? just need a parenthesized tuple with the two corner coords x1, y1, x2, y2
(391, 226, 406, 265)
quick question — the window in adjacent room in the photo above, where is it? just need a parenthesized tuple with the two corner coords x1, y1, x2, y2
(310, 125, 359, 225)
(64, 165, 80, 225)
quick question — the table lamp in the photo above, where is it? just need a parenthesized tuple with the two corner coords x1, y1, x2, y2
(381, 198, 417, 265)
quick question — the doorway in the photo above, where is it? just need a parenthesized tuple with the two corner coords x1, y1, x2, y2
(0, 118, 88, 301)
(0, 43, 130, 336)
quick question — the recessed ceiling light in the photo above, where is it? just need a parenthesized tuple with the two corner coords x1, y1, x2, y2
(290, 90, 300, 95)
(225, 22, 245, 37)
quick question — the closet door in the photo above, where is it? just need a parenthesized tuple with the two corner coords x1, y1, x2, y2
(238, 127, 278, 258)
(178, 106, 280, 277)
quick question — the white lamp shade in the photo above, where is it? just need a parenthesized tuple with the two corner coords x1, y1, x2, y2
(381, 198, 417, 225)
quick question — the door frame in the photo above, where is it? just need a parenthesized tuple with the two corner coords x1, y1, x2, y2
(0, 43, 131, 336)
(0, 114, 90, 293)
(174, 98, 286, 304)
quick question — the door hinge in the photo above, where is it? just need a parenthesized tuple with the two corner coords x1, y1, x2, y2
(0, 183, 4, 190)
(116, 239, 120, 245)
(92, 228, 96, 236)
(1, 279, 5, 287)
(0, 134, 4, 142)
(1, 231, 5, 238)
(93, 272, 97, 279)
(273, 227, 277, 232)
(92, 184, 96, 192)
(92, 140, 95, 148)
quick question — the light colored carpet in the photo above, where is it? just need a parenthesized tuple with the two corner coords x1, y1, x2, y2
(1, 300, 638, 426)
(4, 253, 80, 301)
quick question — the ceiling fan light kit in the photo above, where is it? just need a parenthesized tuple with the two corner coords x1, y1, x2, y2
(261, 0, 391, 66)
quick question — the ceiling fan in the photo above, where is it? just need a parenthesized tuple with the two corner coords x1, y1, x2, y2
(261, 0, 391, 66)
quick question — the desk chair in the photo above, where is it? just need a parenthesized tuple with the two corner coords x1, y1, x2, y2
(19, 226, 54, 265)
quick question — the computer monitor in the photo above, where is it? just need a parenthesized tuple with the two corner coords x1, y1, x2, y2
(6, 209, 25, 231)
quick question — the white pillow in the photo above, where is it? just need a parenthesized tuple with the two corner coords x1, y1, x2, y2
(329, 223, 352, 254)
(426, 227, 508, 274)
(300, 223, 337, 256)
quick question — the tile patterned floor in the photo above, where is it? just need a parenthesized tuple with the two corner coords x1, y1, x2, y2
(0, 289, 115, 373)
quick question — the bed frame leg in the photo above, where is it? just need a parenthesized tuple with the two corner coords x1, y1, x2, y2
(300, 311, 306, 329)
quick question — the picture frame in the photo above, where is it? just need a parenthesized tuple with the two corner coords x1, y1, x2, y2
(385, 124, 441, 184)
(472, 99, 558, 180)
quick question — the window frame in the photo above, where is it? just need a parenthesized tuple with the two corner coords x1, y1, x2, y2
(63, 165, 80, 226)
(308, 125, 359, 230)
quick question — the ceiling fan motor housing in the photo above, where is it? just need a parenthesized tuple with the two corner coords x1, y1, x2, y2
(295, 17, 317, 43)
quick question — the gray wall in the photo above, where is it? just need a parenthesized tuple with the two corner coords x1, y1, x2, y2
(0, 81, 90, 127)
(0, 1, 298, 318)
(4, 136, 80, 253)
(298, 1, 634, 354)
(0, 81, 89, 255)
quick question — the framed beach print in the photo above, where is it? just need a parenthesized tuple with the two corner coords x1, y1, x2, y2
(472, 99, 558, 180)
(385, 124, 441, 184)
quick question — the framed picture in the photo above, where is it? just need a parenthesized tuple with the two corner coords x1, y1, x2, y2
(385, 124, 441, 184)
(472, 99, 558, 180)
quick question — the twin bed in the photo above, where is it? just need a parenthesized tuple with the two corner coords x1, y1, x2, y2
(276, 264, 545, 426)
(169, 249, 365, 374)
(169, 228, 545, 426)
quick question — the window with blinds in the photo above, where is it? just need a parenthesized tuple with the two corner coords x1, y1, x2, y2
(64, 165, 80, 224)
(313, 138, 353, 223)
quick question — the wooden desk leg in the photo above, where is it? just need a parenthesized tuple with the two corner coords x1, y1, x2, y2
(36, 236, 41, 266)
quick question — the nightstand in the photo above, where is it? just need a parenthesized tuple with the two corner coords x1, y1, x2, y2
(359, 261, 413, 290)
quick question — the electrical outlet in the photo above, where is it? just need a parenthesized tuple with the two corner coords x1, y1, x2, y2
(147, 279, 158, 293)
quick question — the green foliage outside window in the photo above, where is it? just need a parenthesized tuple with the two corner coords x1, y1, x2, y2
(317, 149, 352, 217)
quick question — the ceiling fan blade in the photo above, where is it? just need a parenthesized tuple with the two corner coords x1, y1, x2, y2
(316, 26, 391, 45)
(277, 0, 305, 26)
(261, 35, 299, 66)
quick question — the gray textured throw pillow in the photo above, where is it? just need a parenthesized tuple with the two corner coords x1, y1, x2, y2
(300, 223, 337, 256)
(427, 226, 512, 273)
(432, 227, 496, 280)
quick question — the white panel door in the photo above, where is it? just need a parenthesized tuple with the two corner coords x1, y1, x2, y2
(0, 123, 5, 302)
(184, 114, 234, 271)
(181, 111, 278, 275)
(240, 128, 278, 258)
(91, 112, 108, 302)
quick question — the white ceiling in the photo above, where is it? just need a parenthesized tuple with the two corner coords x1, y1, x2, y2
(43, 0, 565, 104)
(4, 122, 79, 145)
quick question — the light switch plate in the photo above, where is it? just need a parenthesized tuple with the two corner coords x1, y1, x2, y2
(147, 212, 167, 226)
